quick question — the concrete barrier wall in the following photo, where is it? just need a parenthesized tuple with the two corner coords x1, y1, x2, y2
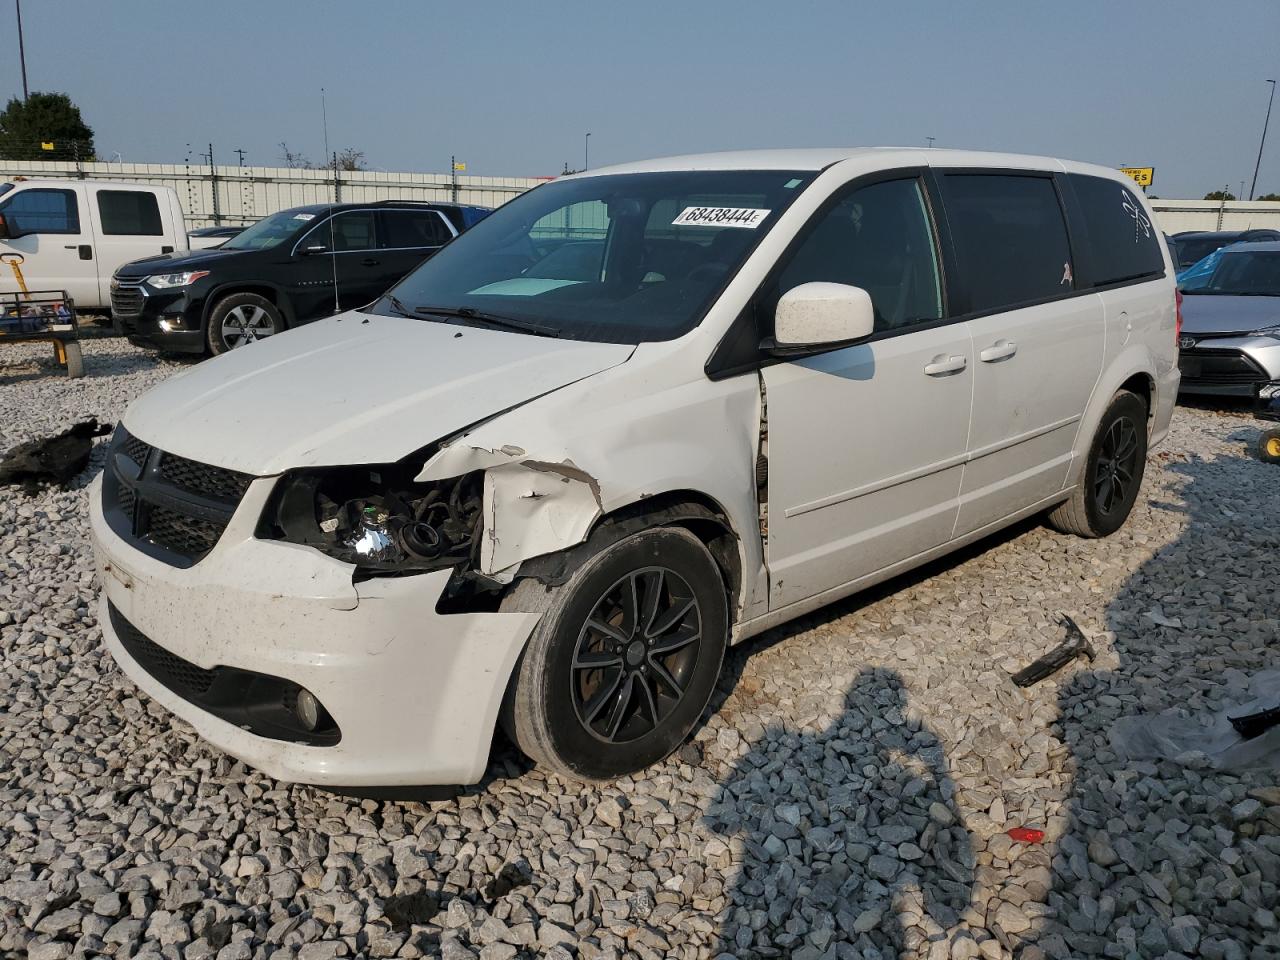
(4, 159, 1280, 235)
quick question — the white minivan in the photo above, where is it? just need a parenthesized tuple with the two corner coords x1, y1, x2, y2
(89, 149, 1180, 787)
(0, 179, 188, 310)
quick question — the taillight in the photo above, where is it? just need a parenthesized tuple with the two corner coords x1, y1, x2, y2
(1175, 289, 1184, 343)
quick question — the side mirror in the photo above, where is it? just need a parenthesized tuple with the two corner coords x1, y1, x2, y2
(0, 214, 10, 240)
(771, 282, 875, 352)
(301, 243, 329, 255)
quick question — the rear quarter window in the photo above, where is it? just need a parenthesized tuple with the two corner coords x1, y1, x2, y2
(1067, 174, 1165, 286)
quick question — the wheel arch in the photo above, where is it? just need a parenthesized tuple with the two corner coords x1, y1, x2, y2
(1069, 351, 1158, 489)
(202, 282, 296, 330)
(510, 488, 746, 629)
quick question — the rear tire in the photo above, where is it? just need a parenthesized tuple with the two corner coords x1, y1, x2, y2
(1259, 428, 1280, 465)
(206, 292, 284, 355)
(1048, 389, 1148, 538)
(501, 526, 728, 781)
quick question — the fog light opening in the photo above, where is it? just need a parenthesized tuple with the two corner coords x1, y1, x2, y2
(296, 688, 324, 732)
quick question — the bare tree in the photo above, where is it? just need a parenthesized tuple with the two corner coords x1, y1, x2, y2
(336, 147, 366, 171)
(278, 141, 313, 169)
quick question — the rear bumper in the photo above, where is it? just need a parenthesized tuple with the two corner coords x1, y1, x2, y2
(89, 474, 540, 786)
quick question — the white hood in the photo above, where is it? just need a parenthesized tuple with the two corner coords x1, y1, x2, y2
(124, 313, 634, 474)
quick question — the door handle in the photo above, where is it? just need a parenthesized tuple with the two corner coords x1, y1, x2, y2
(979, 339, 1018, 363)
(360, 257, 380, 267)
(924, 354, 967, 376)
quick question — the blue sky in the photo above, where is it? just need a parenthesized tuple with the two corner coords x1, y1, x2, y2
(3, 0, 1279, 198)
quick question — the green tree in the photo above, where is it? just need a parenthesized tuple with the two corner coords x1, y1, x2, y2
(1258, 193, 1280, 202)
(0, 92, 95, 161)
(1204, 190, 1236, 201)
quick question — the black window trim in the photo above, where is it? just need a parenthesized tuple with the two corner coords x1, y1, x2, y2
(292, 206, 458, 256)
(0, 186, 81, 236)
(706, 166, 960, 380)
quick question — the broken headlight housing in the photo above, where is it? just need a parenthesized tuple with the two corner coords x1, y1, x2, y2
(257, 463, 483, 573)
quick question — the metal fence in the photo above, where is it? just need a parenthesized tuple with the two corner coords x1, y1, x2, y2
(0, 158, 551, 227)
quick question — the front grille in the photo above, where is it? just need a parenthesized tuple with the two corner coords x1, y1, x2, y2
(110, 601, 217, 699)
(147, 506, 224, 557)
(1179, 348, 1267, 384)
(110, 283, 146, 319)
(159, 456, 253, 503)
(123, 434, 151, 467)
(106, 601, 341, 746)
(102, 428, 255, 567)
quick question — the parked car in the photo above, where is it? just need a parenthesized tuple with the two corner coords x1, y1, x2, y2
(1177, 241, 1280, 395)
(188, 224, 249, 250)
(110, 200, 490, 354)
(0, 179, 188, 311)
(90, 148, 1178, 787)
(1172, 229, 1280, 272)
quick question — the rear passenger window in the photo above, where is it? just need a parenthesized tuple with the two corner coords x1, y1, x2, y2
(940, 174, 1074, 313)
(97, 191, 163, 236)
(1067, 175, 1165, 285)
(768, 178, 943, 332)
(380, 210, 451, 248)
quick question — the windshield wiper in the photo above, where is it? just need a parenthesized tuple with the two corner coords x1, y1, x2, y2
(413, 305, 561, 338)
(382, 293, 417, 318)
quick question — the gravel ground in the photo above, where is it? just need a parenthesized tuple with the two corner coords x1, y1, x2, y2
(2, 337, 1278, 960)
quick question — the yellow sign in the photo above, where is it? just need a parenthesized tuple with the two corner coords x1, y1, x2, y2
(40, 141, 55, 151)
(1120, 166, 1154, 187)
(453, 161, 466, 172)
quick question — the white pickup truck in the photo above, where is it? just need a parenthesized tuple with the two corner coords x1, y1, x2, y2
(0, 179, 189, 312)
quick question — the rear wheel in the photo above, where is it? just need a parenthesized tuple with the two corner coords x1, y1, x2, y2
(1259, 428, 1280, 465)
(502, 526, 728, 781)
(207, 292, 284, 355)
(1048, 389, 1148, 538)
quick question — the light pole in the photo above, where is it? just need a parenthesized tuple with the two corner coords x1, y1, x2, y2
(15, 0, 29, 101)
(1249, 79, 1276, 201)
(584, 132, 591, 171)
(926, 136, 936, 149)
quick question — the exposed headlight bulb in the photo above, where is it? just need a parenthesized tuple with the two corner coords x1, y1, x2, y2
(344, 504, 400, 562)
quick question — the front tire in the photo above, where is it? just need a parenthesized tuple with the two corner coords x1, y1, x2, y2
(502, 526, 728, 781)
(206, 292, 284, 355)
(1048, 389, 1148, 538)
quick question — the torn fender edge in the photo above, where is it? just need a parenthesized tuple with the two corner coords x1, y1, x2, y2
(416, 445, 604, 581)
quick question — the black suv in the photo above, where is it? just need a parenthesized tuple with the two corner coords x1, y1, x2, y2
(111, 200, 490, 354)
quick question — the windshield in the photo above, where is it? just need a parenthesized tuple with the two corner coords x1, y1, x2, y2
(222, 207, 320, 251)
(1181, 250, 1280, 296)
(1175, 237, 1233, 268)
(374, 170, 815, 343)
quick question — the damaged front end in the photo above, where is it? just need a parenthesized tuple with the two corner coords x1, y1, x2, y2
(257, 463, 485, 577)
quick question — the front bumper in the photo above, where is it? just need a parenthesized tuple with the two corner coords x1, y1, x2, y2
(111, 281, 207, 353)
(89, 473, 539, 786)
(1178, 335, 1280, 396)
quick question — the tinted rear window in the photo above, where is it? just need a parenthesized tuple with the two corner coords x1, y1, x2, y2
(1068, 175, 1164, 285)
(97, 190, 163, 236)
(940, 174, 1074, 313)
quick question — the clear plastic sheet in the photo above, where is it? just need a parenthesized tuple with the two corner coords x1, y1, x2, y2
(1110, 670, 1280, 772)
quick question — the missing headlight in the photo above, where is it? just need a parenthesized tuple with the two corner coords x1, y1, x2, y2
(257, 464, 483, 574)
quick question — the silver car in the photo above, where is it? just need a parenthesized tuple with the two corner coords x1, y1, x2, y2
(1179, 241, 1280, 396)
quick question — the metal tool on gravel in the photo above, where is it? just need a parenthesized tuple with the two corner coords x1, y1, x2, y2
(1011, 614, 1097, 688)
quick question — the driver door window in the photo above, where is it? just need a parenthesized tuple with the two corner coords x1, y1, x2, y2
(326, 211, 377, 252)
(768, 178, 943, 333)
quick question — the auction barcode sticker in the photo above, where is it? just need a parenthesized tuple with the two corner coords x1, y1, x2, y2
(672, 206, 771, 228)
